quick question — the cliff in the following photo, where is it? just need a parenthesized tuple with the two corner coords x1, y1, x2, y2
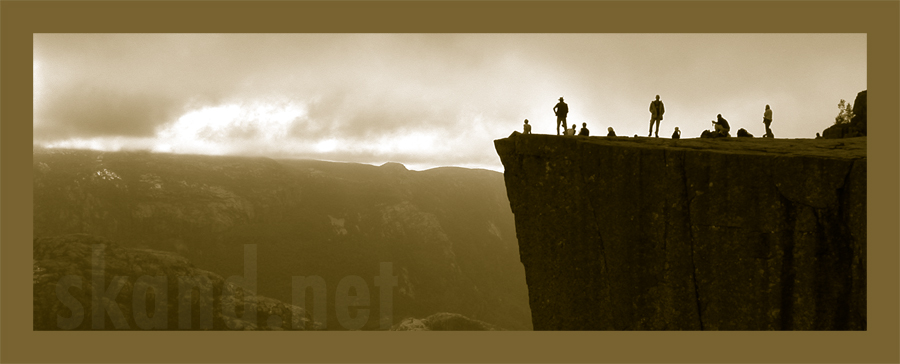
(495, 133, 866, 330)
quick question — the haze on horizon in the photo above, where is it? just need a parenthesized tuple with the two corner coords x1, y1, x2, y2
(33, 34, 866, 172)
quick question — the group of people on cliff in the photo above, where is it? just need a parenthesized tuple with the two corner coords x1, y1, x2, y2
(520, 95, 776, 139)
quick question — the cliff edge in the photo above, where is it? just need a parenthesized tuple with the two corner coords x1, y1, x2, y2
(495, 133, 866, 330)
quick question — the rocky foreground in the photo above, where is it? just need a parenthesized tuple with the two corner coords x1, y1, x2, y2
(34, 233, 320, 330)
(495, 133, 866, 330)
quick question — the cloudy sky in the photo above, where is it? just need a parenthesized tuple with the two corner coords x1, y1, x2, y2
(33, 34, 866, 171)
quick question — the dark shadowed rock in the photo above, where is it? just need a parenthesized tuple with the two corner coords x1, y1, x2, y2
(391, 312, 502, 331)
(822, 123, 864, 139)
(850, 90, 867, 135)
(823, 90, 866, 139)
(494, 133, 866, 330)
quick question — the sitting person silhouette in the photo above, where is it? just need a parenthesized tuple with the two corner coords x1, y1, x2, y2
(607, 127, 617, 137)
(578, 122, 590, 136)
(713, 114, 731, 137)
(523, 119, 532, 134)
(564, 124, 577, 136)
(672, 127, 681, 139)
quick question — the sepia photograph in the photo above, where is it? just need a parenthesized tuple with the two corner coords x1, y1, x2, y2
(32, 32, 867, 332)
(4, 1, 898, 363)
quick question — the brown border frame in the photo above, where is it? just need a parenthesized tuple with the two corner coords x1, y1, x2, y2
(3, 1, 898, 363)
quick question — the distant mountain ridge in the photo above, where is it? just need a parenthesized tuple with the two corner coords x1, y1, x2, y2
(33, 148, 532, 330)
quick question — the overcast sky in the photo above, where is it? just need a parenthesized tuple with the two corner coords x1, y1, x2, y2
(33, 34, 866, 171)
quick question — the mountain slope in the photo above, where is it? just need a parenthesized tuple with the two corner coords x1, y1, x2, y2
(33, 148, 532, 330)
(34, 233, 320, 330)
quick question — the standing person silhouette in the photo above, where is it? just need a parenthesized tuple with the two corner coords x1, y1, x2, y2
(763, 105, 774, 138)
(553, 97, 569, 135)
(523, 119, 532, 134)
(648, 95, 665, 137)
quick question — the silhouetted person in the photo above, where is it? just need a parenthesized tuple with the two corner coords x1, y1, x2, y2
(579, 122, 590, 136)
(523, 119, 532, 134)
(648, 95, 665, 137)
(713, 114, 730, 137)
(607, 127, 617, 137)
(564, 124, 576, 136)
(553, 97, 568, 135)
(763, 105, 774, 138)
(816, 132, 822, 139)
(672, 127, 681, 139)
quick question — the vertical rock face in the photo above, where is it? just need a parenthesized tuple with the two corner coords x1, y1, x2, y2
(851, 90, 867, 135)
(495, 133, 866, 330)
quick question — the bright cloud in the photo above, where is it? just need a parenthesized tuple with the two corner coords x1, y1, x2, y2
(33, 34, 866, 172)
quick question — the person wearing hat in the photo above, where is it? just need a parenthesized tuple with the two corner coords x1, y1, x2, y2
(648, 95, 665, 137)
(553, 97, 569, 135)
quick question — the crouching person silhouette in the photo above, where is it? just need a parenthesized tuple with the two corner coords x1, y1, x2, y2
(713, 114, 731, 137)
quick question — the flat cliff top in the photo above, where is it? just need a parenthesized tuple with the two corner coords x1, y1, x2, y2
(497, 133, 866, 160)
